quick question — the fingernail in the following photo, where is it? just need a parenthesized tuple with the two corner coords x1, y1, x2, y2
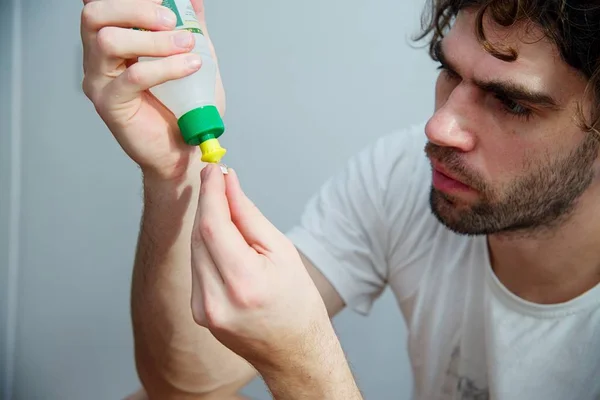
(186, 54, 202, 70)
(158, 7, 177, 26)
(174, 31, 193, 49)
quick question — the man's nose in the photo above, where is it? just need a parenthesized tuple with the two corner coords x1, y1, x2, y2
(425, 86, 477, 152)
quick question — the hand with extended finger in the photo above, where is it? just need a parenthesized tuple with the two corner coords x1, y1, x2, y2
(190, 164, 336, 371)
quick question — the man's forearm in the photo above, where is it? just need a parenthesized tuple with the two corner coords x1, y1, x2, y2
(130, 167, 256, 398)
(256, 327, 363, 400)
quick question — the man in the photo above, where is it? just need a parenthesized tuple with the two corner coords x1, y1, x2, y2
(80, 0, 600, 398)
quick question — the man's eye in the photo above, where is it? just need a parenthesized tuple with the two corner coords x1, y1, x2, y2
(495, 94, 533, 119)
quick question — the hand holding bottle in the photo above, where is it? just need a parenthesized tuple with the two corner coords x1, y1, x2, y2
(80, 0, 226, 181)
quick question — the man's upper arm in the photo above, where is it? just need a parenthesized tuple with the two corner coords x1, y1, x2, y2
(300, 251, 346, 318)
(285, 136, 394, 315)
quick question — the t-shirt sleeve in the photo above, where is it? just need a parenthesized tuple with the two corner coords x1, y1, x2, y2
(285, 123, 428, 315)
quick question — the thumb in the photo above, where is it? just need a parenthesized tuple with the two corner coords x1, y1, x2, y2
(225, 169, 286, 252)
(189, 0, 212, 49)
(190, 0, 215, 56)
(190, 0, 207, 29)
(189, 0, 225, 116)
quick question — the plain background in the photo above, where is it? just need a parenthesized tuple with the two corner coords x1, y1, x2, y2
(1, 0, 14, 397)
(1, 0, 439, 398)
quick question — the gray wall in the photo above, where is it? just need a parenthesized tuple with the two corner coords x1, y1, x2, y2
(1, 0, 15, 397)
(6, 0, 438, 398)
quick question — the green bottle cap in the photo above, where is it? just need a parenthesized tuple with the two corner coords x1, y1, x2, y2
(177, 105, 225, 146)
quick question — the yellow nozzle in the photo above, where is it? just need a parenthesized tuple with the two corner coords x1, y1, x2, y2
(199, 138, 227, 163)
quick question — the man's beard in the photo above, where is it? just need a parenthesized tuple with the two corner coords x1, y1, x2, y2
(425, 135, 599, 236)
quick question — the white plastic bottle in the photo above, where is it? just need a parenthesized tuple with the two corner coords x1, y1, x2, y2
(141, 0, 226, 163)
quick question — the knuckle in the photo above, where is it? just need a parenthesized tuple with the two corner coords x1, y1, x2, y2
(191, 302, 207, 326)
(81, 77, 95, 101)
(198, 217, 215, 241)
(81, 1, 101, 29)
(204, 300, 228, 330)
(81, 78, 107, 111)
(125, 63, 146, 86)
(230, 284, 265, 310)
(96, 27, 118, 56)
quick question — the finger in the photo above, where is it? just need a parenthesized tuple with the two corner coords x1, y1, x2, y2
(81, 0, 177, 34)
(189, 0, 218, 61)
(81, 0, 178, 83)
(190, 262, 207, 325)
(196, 164, 256, 279)
(102, 53, 202, 106)
(225, 169, 285, 253)
(96, 27, 195, 59)
(187, 0, 226, 116)
(190, 0, 206, 26)
(190, 235, 227, 325)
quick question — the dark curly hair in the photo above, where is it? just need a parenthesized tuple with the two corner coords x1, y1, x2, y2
(415, 0, 600, 135)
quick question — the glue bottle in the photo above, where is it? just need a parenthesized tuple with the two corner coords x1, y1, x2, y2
(142, 0, 226, 163)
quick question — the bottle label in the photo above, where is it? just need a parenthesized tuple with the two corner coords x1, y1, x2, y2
(162, 0, 203, 34)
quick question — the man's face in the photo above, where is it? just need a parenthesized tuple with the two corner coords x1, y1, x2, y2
(425, 8, 598, 235)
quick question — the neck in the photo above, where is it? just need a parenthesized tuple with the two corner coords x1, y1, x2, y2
(488, 187, 600, 305)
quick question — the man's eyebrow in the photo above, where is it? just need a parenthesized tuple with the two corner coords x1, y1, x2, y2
(433, 41, 561, 110)
(476, 80, 560, 109)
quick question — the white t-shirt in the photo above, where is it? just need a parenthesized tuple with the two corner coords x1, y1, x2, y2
(286, 122, 600, 400)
